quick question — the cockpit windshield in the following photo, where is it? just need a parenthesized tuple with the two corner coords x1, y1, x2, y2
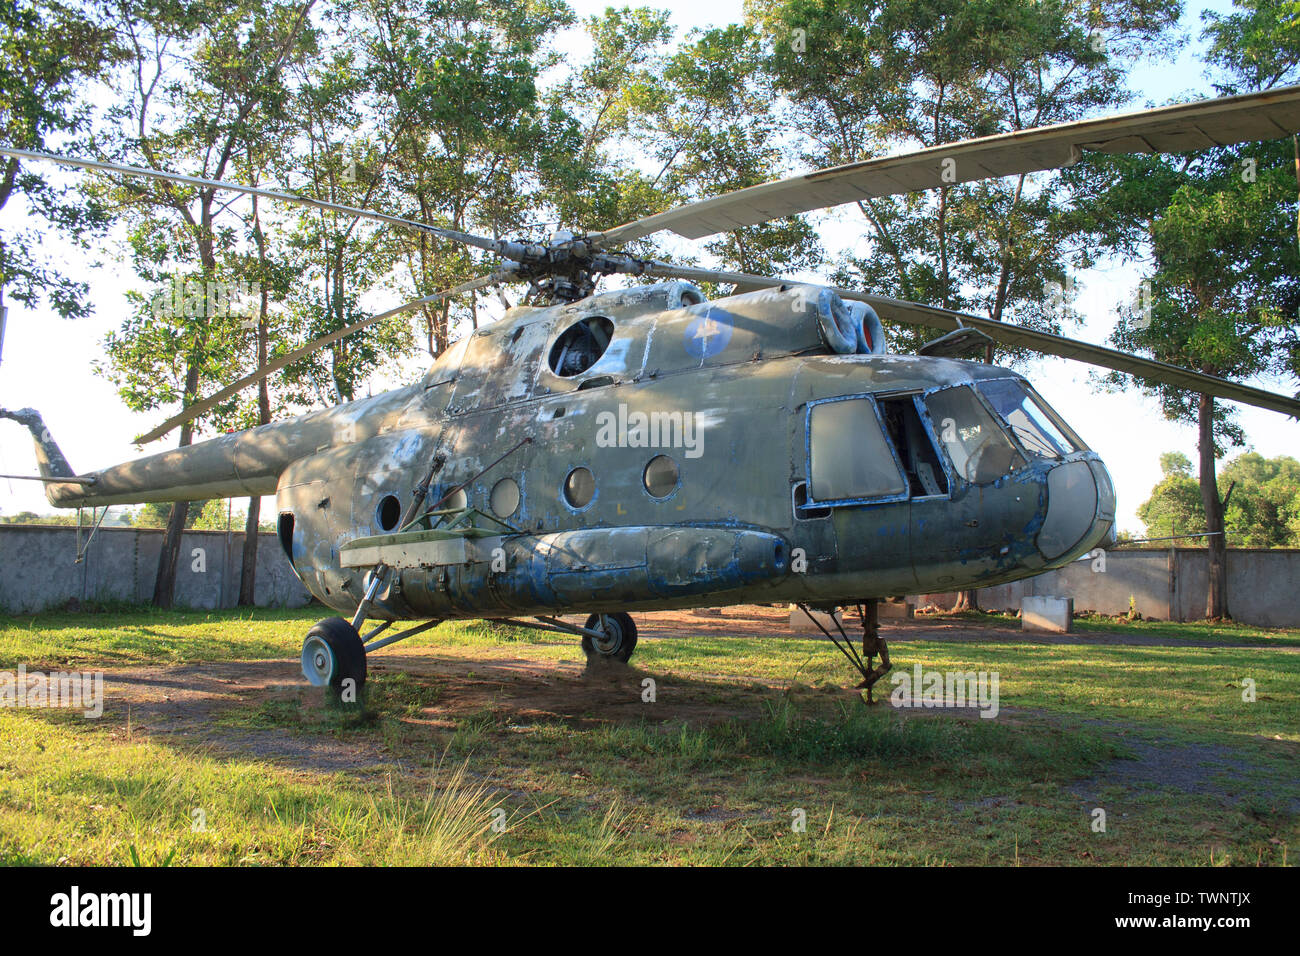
(924, 386, 1026, 484)
(976, 379, 1081, 459)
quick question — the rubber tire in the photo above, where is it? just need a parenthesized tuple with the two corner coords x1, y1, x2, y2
(305, 617, 367, 696)
(581, 612, 638, 663)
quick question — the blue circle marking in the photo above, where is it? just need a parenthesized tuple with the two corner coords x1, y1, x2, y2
(684, 308, 734, 359)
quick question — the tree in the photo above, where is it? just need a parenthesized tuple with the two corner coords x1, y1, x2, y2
(361, 0, 577, 356)
(633, 20, 826, 281)
(1108, 145, 1298, 617)
(1139, 450, 1300, 547)
(94, 0, 316, 608)
(129, 500, 208, 528)
(1160, 451, 1193, 477)
(749, 0, 1181, 351)
(1202, 0, 1300, 253)
(231, 132, 306, 604)
(1079, 0, 1300, 618)
(0, 0, 120, 359)
(1220, 452, 1300, 546)
(0, 509, 80, 525)
(1138, 451, 1205, 540)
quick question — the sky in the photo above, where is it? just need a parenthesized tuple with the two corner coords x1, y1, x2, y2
(1, 0, 1291, 536)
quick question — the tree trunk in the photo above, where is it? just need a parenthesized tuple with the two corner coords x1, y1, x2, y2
(953, 589, 980, 612)
(239, 192, 273, 607)
(152, 361, 200, 607)
(1197, 391, 1230, 620)
(153, 497, 189, 608)
(238, 495, 261, 605)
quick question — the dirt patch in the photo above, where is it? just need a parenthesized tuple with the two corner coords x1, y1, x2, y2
(88, 662, 394, 771)
(1069, 735, 1300, 813)
(77, 646, 813, 773)
(368, 650, 811, 729)
(630, 605, 1291, 648)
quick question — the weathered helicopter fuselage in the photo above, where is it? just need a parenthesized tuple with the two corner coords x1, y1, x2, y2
(34, 281, 1115, 621)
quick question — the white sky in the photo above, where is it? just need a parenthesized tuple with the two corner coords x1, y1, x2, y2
(1, 0, 1292, 536)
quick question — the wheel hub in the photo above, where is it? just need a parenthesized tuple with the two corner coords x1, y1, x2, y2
(301, 635, 335, 687)
(593, 616, 621, 655)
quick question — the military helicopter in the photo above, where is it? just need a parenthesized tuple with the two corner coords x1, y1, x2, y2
(3, 85, 1300, 700)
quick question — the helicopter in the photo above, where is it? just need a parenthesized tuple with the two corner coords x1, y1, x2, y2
(3, 84, 1299, 701)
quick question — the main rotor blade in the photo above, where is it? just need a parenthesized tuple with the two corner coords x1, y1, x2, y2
(0, 147, 528, 258)
(596, 85, 1300, 245)
(636, 262, 1300, 419)
(134, 271, 510, 445)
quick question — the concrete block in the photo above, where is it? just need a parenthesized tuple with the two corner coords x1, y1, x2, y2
(878, 597, 916, 620)
(789, 606, 843, 633)
(1021, 595, 1073, 633)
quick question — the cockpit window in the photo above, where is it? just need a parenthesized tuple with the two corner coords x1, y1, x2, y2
(924, 385, 1027, 484)
(808, 397, 907, 503)
(977, 379, 1079, 459)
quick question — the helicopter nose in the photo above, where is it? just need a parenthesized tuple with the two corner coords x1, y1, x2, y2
(1036, 458, 1116, 562)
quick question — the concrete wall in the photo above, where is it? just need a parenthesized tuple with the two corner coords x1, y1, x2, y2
(2, 527, 1296, 627)
(0, 525, 312, 614)
(919, 547, 1300, 628)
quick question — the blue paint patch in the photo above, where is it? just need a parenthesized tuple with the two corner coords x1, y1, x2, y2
(684, 308, 734, 359)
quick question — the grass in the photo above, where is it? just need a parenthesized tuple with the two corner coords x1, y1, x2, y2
(0, 605, 1296, 865)
(937, 607, 1300, 647)
(0, 605, 517, 669)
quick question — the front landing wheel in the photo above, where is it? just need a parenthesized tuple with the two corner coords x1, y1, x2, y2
(582, 613, 637, 664)
(301, 617, 367, 698)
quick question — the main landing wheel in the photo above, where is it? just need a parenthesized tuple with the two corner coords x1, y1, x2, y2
(582, 612, 638, 664)
(301, 617, 367, 698)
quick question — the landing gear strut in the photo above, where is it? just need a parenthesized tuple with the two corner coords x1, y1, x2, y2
(857, 600, 892, 703)
(795, 599, 892, 703)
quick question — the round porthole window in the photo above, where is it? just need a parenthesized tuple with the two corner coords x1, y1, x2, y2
(563, 467, 596, 509)
(490, 477, 521, 518)
(643, 455, 680, 499)
(377, 494, 402, 531)
(433, 486, 468, 512)
(548, 316, 614, 377)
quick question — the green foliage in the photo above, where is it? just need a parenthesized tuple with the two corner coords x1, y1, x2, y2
(746, 0, 1181, 355)
(0, 0, 120, 322)
(1080, 1, 1300, 440)
(356, 0, 583, 358)
(128, 500, 208, 529)
(1138, 465, 1205, 540)
(1160, 451, 1193, 477)
(610, 18, 826, 281)
(0, 509, 79, 526)
(1220, 452, 1300, 546)
(1202, 0, 1300, 93)
(1140, 450, 1300, 546)
(92, 0, 319, 439)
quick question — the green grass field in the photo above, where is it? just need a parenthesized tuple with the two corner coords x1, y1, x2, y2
(0, 605, 1295, 866)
